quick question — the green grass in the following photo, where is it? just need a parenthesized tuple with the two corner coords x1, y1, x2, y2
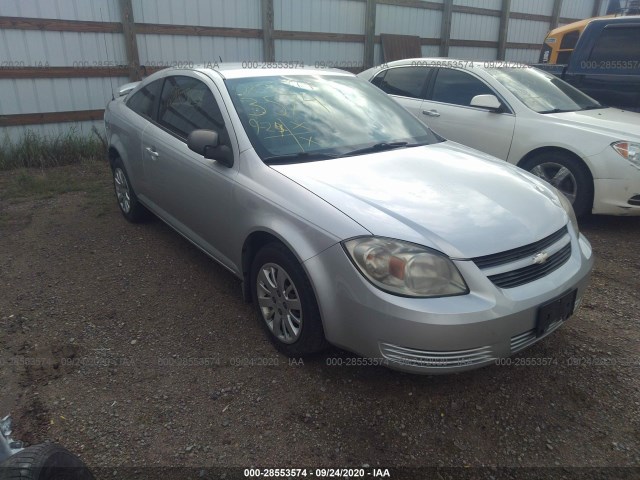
(0, 127, 106, 171)
(0, 160, 111, 202)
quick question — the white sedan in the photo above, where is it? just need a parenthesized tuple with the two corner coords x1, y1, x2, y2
(359, 59, 640, 217)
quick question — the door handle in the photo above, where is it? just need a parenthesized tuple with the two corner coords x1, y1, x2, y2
(422, 109, 441, 117)
(145, 147, 159, 159)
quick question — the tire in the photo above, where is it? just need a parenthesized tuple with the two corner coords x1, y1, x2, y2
(0, 443, 94, 480)
(521, 151, 593, 217)
(250, 243, 328, 356)
(112, 157, 150, 223)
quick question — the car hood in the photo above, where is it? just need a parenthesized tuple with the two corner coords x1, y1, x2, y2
(549, 108, 640, 140)
(272, 142, 568, 259)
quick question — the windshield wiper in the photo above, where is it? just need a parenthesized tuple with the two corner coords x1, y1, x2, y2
(339, 141, 415, 158)
(538, 108, 575, 114)
(580, 104, 606, 111)
(263, 151, 339, 165)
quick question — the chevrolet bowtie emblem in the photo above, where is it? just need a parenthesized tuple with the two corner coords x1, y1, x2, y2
(532, 252, 550, 265)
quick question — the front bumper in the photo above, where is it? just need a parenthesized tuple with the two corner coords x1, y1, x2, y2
(588, 148, 640, 215)
(593, 179, 640, 215)
(304, 230, 593, 374)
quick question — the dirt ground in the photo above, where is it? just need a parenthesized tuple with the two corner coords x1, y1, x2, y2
(0, 162, 638, 479)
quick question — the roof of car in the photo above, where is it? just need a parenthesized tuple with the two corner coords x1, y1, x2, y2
(373, 58, 527, 71)
(159, 62, 355, 80)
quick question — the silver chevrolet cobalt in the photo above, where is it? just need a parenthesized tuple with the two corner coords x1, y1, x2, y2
(104, 65, 593, 373)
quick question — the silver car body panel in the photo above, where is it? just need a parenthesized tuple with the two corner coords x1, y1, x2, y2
(105, 65, 594, 373)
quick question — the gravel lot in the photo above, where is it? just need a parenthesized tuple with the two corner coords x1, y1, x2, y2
(0, 162, 638, 479)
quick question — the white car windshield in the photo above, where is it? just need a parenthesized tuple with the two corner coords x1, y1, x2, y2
(485, 67, 603, 114)
(225, 75, 441, 163)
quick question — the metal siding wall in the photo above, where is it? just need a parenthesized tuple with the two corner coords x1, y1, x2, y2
(504, 48, 540, 63)
(275, 0, 365, 34)
(560, 0, 597, 20)
(421, 45, 440, 57)
(0, 0, 126, 142)
(0, 0, 121, 21)
(275, 40, 364, 65)
(510, 0, 555, 15)
(274, 0, 364, 65)
(137, 34, 263, 65)
(0, 30, 127, 66)
(454, 0, 503, 9)
(449, 46, 497, 60)
(1, 0, 603, 144)
(451, 12, 500, 41)
(375, 4, 443, 37)
(0, 77, 122, 115)
(133, 0, 261, 28)
(507, 18, 550, 43)
(2, 121, 104, 143)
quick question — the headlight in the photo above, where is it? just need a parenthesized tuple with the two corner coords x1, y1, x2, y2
(343, 237, 468, 297)
(553, 186, 579, 235)
(612, 141, 640, 169)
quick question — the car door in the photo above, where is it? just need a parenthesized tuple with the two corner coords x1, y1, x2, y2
(116, 78, 164, 196)
(141, 73, 239, 268)
(371, 66, 433, 119)
(421, 68, 516, 160)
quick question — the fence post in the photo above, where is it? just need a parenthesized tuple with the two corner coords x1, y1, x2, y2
(262, 0, 275, 62)
(118, 0, 140, 81)
(591, 0, 603, 17)
(439, 0, 453, 57)
(497, 0, 511, 60)
(363, 0, 377, 68)
(550, 0, 563, 30)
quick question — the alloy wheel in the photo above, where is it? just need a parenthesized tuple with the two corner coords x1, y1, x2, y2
(530, 162, 577, 204)
(256, 262, 303, 344)
(114, 167, 131, 214)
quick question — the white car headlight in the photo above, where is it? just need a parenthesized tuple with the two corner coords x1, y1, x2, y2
(552, 186, 579, 235)
(343, 237, 468, 297)
(612, 141, 640, 169)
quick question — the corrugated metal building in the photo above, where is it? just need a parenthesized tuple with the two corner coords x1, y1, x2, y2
(0, 0, 610, 143)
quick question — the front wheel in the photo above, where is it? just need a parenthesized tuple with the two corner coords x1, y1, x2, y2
(250, 243, 328, 356)
(521, 152, 593, 217)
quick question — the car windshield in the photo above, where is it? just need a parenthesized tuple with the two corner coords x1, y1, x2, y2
(225, 75, 441, 163)
(485, 67, 602, 113)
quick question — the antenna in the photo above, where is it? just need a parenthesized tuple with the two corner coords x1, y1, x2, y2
(101, 7, 115, 101)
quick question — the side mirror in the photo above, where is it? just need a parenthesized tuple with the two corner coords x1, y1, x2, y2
(470, 94, 502, 112)
(187, 129, 234, 168)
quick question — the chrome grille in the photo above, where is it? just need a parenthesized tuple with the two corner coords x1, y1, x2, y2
(380, 343, 496, 368)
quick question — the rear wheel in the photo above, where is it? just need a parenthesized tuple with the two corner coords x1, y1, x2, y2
(0, 443, 94, 480)
(521, 151, 593, 217)
(112, 157, 150, 223)
(251, 243, 328, 356)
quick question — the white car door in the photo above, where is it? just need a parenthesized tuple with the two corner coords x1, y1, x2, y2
(372, 66, 432, 120)
(421, 68, 516, 160)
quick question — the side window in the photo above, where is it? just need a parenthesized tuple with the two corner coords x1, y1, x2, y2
(431, 68, 493, 107)
(588, 26, 640, 63)
(559, 30, 580, 50)
(376, 67, 429, 99)
(126, 79, 163, 119)
(158, 76, 226, 139)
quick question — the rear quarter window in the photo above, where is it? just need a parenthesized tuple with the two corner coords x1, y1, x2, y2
(126, 79, 163, 120)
